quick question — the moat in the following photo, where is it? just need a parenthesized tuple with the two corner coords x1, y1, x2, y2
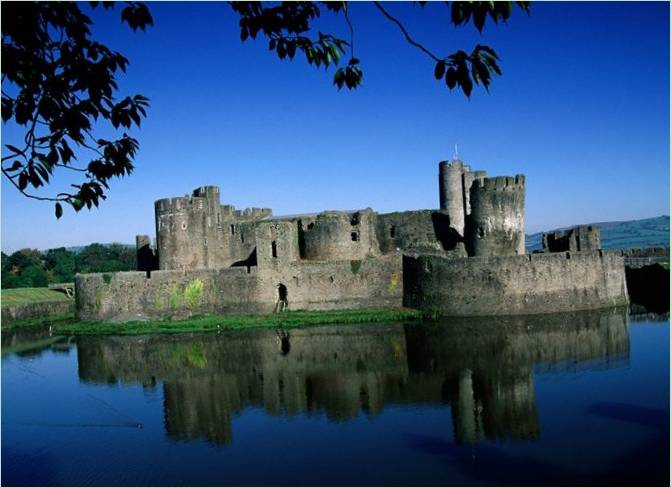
(2, 310, 668, 486)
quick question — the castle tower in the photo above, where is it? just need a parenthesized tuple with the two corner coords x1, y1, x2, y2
(193, 185, 221, 226)
(463, 170, 487, 216)
(467, 175, 525, 256)
(439, 159, 467, 236)
(155, 193, 210, 270)
(303, 209, 379, 261)
(255, 220, 300, 268)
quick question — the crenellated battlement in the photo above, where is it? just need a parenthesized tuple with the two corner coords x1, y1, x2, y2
(439, 159, 469, 171)
(193, 185, 220, 199)
(154, 196, 210, 213)
(473, 175, 525, 191)
(235, 207, 273, 219)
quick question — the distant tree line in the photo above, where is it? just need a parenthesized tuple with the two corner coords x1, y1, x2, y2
(1, 243, 135, 288)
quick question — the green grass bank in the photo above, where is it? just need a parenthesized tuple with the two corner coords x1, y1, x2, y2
(1, 287, 70, 306)
(1, 287, 75, 330)
(56, 308, 425, 336)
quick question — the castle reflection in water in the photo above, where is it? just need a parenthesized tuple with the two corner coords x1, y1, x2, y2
(76, 308, 629, 446)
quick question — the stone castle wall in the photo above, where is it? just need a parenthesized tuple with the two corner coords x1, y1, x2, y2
(75, 255, 404, 321)
(542, 225, 601, 253)
(257, 255, 404, 311)
(404, 250, 628, 316)
(75, 268, 262, 322)
(375, 210, 465, 256)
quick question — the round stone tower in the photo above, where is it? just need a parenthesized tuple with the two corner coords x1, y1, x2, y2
(467, 175, 525, 256)
(155, 195, 209, 270)
(303, 209, 379, 261)
(439, 160, 467, 236)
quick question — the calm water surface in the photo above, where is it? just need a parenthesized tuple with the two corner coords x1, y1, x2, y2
(2, 309, 669, 486)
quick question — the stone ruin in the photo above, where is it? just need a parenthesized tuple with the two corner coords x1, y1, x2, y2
(75, 156, 629, 321)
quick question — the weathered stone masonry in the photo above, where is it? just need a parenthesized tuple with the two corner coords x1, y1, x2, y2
(75, 156, 629, 321)
(403, 251, 628, 316)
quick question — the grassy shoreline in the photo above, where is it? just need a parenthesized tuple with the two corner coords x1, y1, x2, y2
(1, 312, 76, 331)
(2, 288, 75, 331)
(55, 308, 427, 336)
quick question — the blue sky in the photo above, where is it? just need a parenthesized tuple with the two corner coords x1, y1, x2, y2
(2, 1, 669, 252)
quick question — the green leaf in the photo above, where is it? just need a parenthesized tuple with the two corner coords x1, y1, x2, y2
(434, 60, 446, 80)
(461, 75, 473, 97)
(451, 3, 465, 25)
(476, 45, 500, 60)
(473, 7, 486, 32)
(6, 161, 23, 172)
(445, 67, 457, 89)
(55, 202, 63, 219)
(47, 149, 59, 165)
(18, 173, 28, 190)
(71, 198, 84, 212)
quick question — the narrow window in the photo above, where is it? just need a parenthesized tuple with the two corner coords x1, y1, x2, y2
(351, 232, 359, 242)
(272, 241, 278, 258)
(230, 224, 235, 235)
(390, 225, 396, 238)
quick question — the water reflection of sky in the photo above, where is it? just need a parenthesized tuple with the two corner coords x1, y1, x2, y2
(2, 309, 668, 486)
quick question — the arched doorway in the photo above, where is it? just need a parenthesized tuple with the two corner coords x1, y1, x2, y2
(276, 283, 288, 312)
(278, 283, 288, 302)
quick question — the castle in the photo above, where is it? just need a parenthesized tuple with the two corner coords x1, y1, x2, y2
(75, 157, 629, 321)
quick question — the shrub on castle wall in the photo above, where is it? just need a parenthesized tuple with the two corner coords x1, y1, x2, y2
(184, 279, 204, 310)
(388, 272, 400, 293)
(169, 285, 182, 309)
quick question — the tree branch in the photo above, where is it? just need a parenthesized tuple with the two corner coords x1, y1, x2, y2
(1, 166, 69, 202)
(1, 153, 25, 163)
(373, 1, 440, 62)
(54, 163, 88, 172)
(343, 3, 355, 59)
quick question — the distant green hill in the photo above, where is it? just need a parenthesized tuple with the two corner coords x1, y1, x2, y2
(526, 216, 670, 252)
